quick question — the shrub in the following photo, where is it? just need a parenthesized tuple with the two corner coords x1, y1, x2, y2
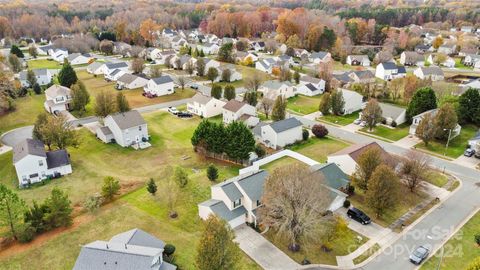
(83, 194, 104, 212)
(207, 165, 219, 182)
(391, 120, 397, 128)
(255, 144, 266, 158)
(302, 129, 309, 141)
(312, 124, 329, 138)
(343, 199, 351, 208)
(17, 223, 36, 243)
(381, 118, 387, 125)
(164, 244, 176, 256)
(475, 234, 480, 246)
(347, 184, 355, 195)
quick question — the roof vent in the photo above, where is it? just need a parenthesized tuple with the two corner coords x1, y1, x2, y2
(106, 244, 109, 249)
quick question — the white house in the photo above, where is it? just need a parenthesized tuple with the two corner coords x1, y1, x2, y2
(327, 142, 393, 175)
(339, 89, 364, 114)
(102, 62, 129, 76)
(253, 118, 303, 149)
(348, 70, 376, 84)
(308, 51, 331, 64)
(438, 44, 457, 55)
(463, 54, 480, 66)
(400, 51, 424, 66)
(86, 61, 106, 75)
(222, 99, 257, 126)
(105, 69, 126, 82)
(296, 83, 324, 96)
(19, 68, 53, 87)
(258, 80, 296, 100)
(255, 58, 275, 73)
(409, 109, 461, 137)
(299, 75, 326, 93)
(37, 44, 55, 55)
(144, 76, 175, 96)
(251, 41, 265, 52)
(198, 170, 269, 228)
(378, 103, 407, 125)
(96, 110, 150, 149)
(116, 74, 149, 90)
(66, 53, 93, 65)
(413, 66, 444, 81)
(13, 139, 72, 187)
(216, 65, 242, 82)
(375, 62, 407, 81)
(153, 50, 176, 65)
(198, 43, 220, 55)
(235, 51, 258, 63)
(426, 54, 455, 68)
(346, 55, 371, 66)
(187, 93, 226, 118)
(44, 85, 72, 114)
(50, 48, 68, 62)
(204, 58, 221, 71)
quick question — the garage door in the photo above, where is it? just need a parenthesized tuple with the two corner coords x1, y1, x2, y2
(229, 215, 246, 228)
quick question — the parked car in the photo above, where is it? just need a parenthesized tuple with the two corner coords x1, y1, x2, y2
(359, 121, 367, 127)
(190, 84, 199, 90)
(177, 111, 193, 118)
(347, 207, 371, 225)
(353, 119, 362, 125)
(409, 246, 429, 265)
(168, 106, 179, 115)
(464, 148, 475, 157)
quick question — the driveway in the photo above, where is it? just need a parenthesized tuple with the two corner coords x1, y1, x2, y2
(453, 155, 479, 169)
(336, 208, 392, 241)
(0, 126, 33, 147)
(234, 225, 299, 270)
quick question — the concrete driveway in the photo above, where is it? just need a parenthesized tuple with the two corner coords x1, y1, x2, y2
(453, 155, 479, 169)
(0, 126, 33, 147)
(336, 208, 392, 241)
(234, 225, 299, 270)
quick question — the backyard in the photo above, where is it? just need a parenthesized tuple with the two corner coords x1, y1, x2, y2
(359, 123, 410, 141)
(320, 111, 360, 126)
(0, 94, 45, 135)
(27, 59, 62, 69)
(287, 95, 322, 115)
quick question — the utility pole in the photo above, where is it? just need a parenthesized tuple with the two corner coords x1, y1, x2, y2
(443, 128, 452, 156)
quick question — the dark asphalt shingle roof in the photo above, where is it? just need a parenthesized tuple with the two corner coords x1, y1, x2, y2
(311, 163, 350, 190)
(13, 139, 46, 163)
(151, 76, 173, 85)
(268, 118, 303, 133)
(109, 110, 146, 130)
(46, 150, 70, 169)
(105, 62, 128, 69)
(221, 182, 243, 201)
(237, 170, 268, 202)
(202, 199, 247, 221)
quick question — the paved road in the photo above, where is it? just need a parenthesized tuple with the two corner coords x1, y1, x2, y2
(0, 126, 34, 147)
(296, 117, 480, 270)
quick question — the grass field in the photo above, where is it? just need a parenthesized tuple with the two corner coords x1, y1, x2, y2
(420, 211, 480, 270)
(27, 59, 62, 69)
(287, 95, 322, 115)
(320, 111, 360, 126)
(415, 124, 478, 159)
(287, 137, 350, 162)
(0, 94, 45, 135)
(424, 170, 449, 188)
(360, 124, 410, 141)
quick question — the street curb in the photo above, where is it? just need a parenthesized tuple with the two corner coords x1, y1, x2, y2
(0, 125, 34, 146)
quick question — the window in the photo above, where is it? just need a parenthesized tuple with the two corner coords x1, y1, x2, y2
(38, 160, 44, 166)
(256, 200, 262, 207)
(139, 126, 142, 131)
(233, 198, 241, 208)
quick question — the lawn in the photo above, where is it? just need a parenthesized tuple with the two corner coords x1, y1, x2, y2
(353, 243, 380, 264)
(27, 59, 62, 69)
(424, 170, 449, 188)
(420, 211, 480, 270)
(454, 58, 472, 70)
(415, 124, 478, 159)
(287, 95, 322, 115)
(359, 123, 410, 141)
(287, 137, 350, 162)
(0, 94, 45, 135)
(264, 226, 368, 265)
(320, 111, 360, 126)
(348, 185, 430, 228)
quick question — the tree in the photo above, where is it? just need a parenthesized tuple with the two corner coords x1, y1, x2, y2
(149, 65, 162, 78)
(37, 114, 79, 150)
(99, 40, 114, 55)
(130, 57, 145, 74)
(196, 58, 206, 76)
(389, 78, 404, 102)
(146, 178, 157, 195)
(116, 92, 130, 112)
(318, 61, 333, 91)
(94, 91, 116, 118)
(24, 200, 48, 233)
(434, 53, 447, 66)
(83, 194, 103, 213)
(195, 215, 240, 270)
(223, 85, 235, 101)
(361, 99, 383, 131)
(0, 184, 26, 239)
(185, 61, 194, 76)
(206, 67, 219, 83)
(58, 61, 78, 87)
(466, 257, 480, 270)
(221, 68, 231, 82)
(279, 67, 292, 82)
(352, 147, 382, 190)
(164, 55, 174, 69)
(432, 36, 444, 49)
(458, 88, 480, 125)
(366, 165, 399, 217)
(400, 151, 431, 192)
(319, 92, 331, 115)
(28, 45, 38, 58)
(33, 113, 48, 143)
(70, 81, 90, 116)
(32, 83, 41, 95)
(434, 103, 458, 140)
(164, 175, 179, 218)
(211, 84, 222, 99)
(245, 73, 263, 92)
(261, 98, 274, 119)
(218, 43, 234, 63)
(406, 87, 437, 121)
(293, 70, 300, 84)
(415, 112, 436, 146)
(330, 89, 345, 115)
(271, 96, 287, 121)
(139, 19, 160, 44)
(225, 121, 255, 161)
(26, 69, 37, 87)
(8, 54, 22, 72)
(174, 167, 189, 188)
(43, 188, 73, 229)
(312, 124, 329, 138)
(243, 91, 258, 106)
(177, 76, 186, 90)
(10, 45, 24, 58)
(207, 165, 218, 182)
(259, 164, 333, 251)
(101, 176, 120, 201)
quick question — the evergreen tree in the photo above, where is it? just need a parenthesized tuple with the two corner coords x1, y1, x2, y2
(199, 49, 205, 57)
(211, 84, 222, 99)
(174, 167, 189, 188)
(206, 67, 219, 83)
(10, 45, 24, 58)
(243, 91, 258, 106)
(146, 178, 157, 195)
(196, 58, 206, 76)
(225, 121, 255, 161)
(94, 91, 116, 117)
(24, 201, 48, 233)
(293, 70, 300, 84)
(207, 165, 219, 182)
(366, 165, 399, 217)
(0, 184, 26, 239)
(195, 215, 240, 270)
(458, 88, 480, 125)
(223, 84, 236, 101)
(221, 68, 231, 82)
(218, 43, 234, 63)
(271, 96, 287, 121)
(58, 60, 78, 87)
(70, 81, 90, 116)
(406, 87, 437, 121)
(116, 92, 130, 112)
(43, 188, 73, 229)
(101, 176, 120, 201)
(319, 92, 331, 115)
(330, 89, 345, 115)
(26, 69, 37, 87)
(32, 83, 41, 95)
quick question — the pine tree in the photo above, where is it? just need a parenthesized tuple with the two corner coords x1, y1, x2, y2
(101, 176, 120, 201)
(0, 184, 26, 239)
(43, 188, 73, 229)
(293, 70, 300, 84)
(174, 167, 189, 188)
(10, 45, 24, 58)
(406, 87, 437, 121)
(458, 88, 480, 125)
(207, 165, 219, 182)
(223, 84, 235, 101)
(271, 96, 287, 121)
(58, 60, 78, 87)
(116, 92, 131, 112)
(146, 178, 157, 195)
(32, 83, 41, 95)
(225, 121, 255, 160)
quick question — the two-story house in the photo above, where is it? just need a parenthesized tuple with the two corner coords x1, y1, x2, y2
(143, 76, 175, 96)
(102, 62, 129, 76)
(187, 93, 226, 118)
(409, 109, 461, 137)
(375, 62, 407, 81)
(222, 100, 257, 126)
(43, 85, 72, 114)
(346, 55, 371, 66)
(258, 80, 296, 100)
(413, 66, 444, 81)
(50, 48, 68, 62)
(400, 51, 424, 66)
(19, 68, 53, 87)
(253, 118, 303, 149)
(96, 110, 150, 149)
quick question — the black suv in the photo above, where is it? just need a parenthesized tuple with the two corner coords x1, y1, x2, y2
(347, 207, 371, 225)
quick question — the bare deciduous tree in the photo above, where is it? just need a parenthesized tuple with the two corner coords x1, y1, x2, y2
(177, 76, 186, 90)
(261, 98, 274, 119)
(400, 151, 432, 192)
(245, 73, 263, 92)
(130, 57, 145, 74)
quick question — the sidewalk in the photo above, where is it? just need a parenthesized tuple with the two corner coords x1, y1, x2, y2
(0, 145, 12, 155)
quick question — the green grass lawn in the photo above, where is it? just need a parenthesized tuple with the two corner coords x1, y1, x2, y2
(353, 243, 380, 264)
(415, 124, 478, 159)
(264, 226, 368, 265)
(0, 94, 45, 135)
(420, 211, 480, 270)
(424, 170, 449, 188)
(27, 59, 62, 69)
(287, 95, 322, 115)
(287, 137, 350, 162)
(349, 185, 430, 227)
(359, 123, 410, 141)
(320, 111, 360, 126)
(454, 58, 472, 70)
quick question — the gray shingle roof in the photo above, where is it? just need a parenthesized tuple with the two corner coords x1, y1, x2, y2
(190, 93, 213, 105)
(46, 150, 70, 169)
(13, 139, 46, 163)
(237, 170, 268, 202)
(420, 66, 444, 76)
(311, 163, 350, 190)
(105, 62, 128, 69)
(221, 182, 243, 201)
(268, 118, 303, 133)
(379, 103, 406, 119)
(110, 228, 165, 249)
(201, 199, 247, 221)
(380, 62, 398, 70)
(19, 68, 48, 80)
(45, 85, 70, 98)
(310, 51, 329, 59)
(117, 73, 139, 84)
(109, 110, 146, 130)
(151, 76, 173, 85)
(223, 100, 247, 113)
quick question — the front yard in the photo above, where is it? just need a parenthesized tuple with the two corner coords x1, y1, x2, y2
(287, 137, 350, 162)
(0, 94, 45, 135)
(320, 111, 360, 126)
(415, 124, 478, 159)
(359, 123, 410, 141)
(287, 95, 322, 115)
(27, 59, 62, 69)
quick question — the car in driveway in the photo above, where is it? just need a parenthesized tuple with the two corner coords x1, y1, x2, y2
(177, 111, 193, 118)
(409, 246, 429, 265)
(190, 84, 199, 90)
(347, 207, 371, 225)
(464, 148, 475, 157)
(353, 119, 362, 125)
(167, 106, 179, 115)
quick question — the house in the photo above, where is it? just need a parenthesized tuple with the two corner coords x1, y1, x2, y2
(222, 100, 257, 126)
(438, 44, 457, 55)
(66, 53, 93, 65)
(308, 51, 331, 64)
(463, 54, 480, 66)
(43, 85, 72, 114)
(204, 58, 221, 71)
(346, 55, 370, 66)
(296, 83, 324, 97)
(144, 76, 175, 96)
(400, 51, 424, 66)
(415, 44, 433, 54)
(96, 110, 150, 149)
(116, 74, 149, 90)
(255, 58, 275, 73)
(461, 26, 474, 33)
(216, 65, 242, 82)
(253, 117, 303, 149)
(37, 44, 55, 55)
(102, 62, 129, 76)
(467, 130, 480, 149)
(251, 41, 265, 52)
(86, 61, 106, 75)
(235, 51, 258, 63)
(299, 75, 326, 91)
(153, 50, 176, 65)
(19, 68, 53, 87)
(375, 62, 407, 81)
(13, 139, 72, 186)
(170, 36, 187, 50)
(327, 142, 393, 175)
(310, 163, 351, 211)
(258, 80, 296, 100)
(198, 170, 269, 228)
(187, 93, 226, 118)
(73, 228, 176, 270)
(414, 66, 444, 81)
(409, 109, 461, 137)
(162, 28, 177, 38)
(105, 69, 126, 82)
(113, 41, 132, 56)
(348, 70, 376, 84)
(170, 54, 191, 69)
(294, 48, 310, 59)
(198, 43, 219, 55)
(459, 48, 478, 57)
(274, 55, 294, 66)
(339, 89, 364, 114)
(426, 54, 455, 68)
(378, 103, 407, 125)
(50, 48, 68, 62)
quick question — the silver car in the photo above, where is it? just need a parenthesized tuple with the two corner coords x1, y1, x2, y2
(409, 246, 429, 265)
